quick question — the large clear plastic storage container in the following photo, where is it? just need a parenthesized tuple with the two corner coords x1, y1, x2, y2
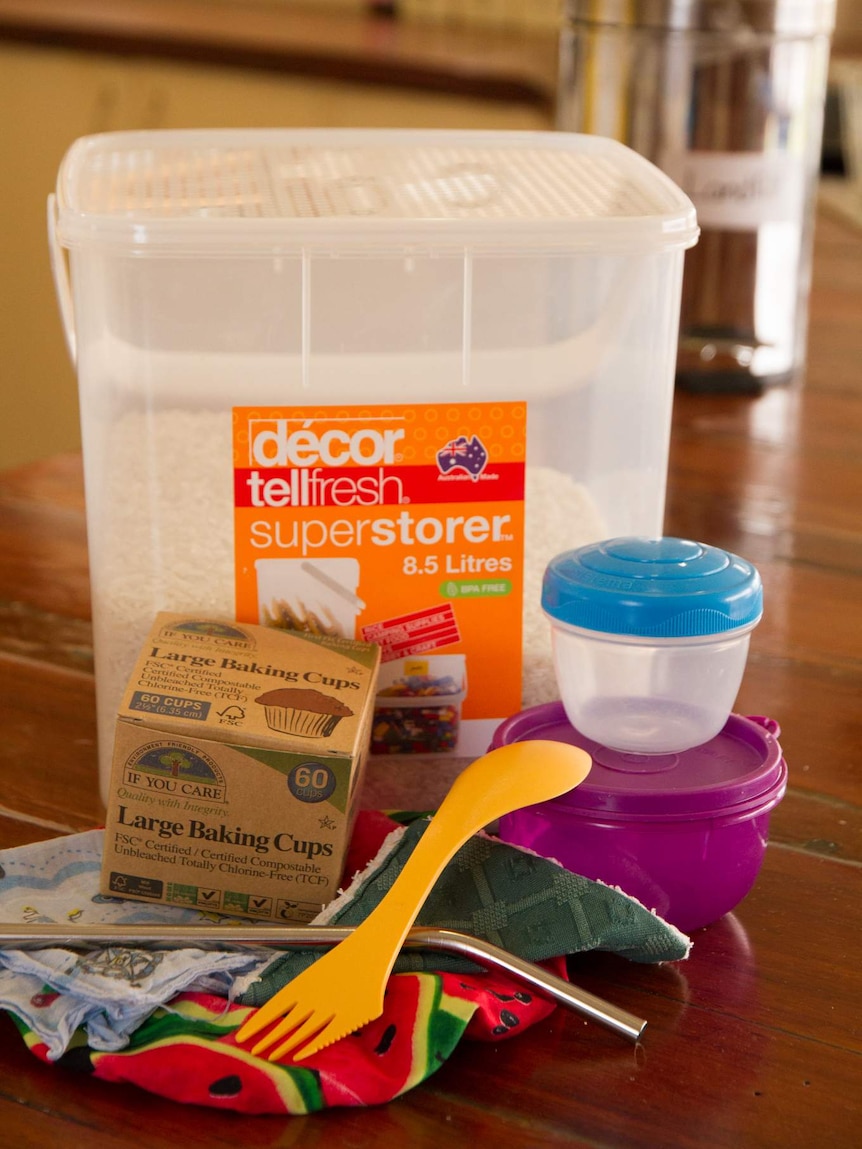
(50, 129, 698, 802)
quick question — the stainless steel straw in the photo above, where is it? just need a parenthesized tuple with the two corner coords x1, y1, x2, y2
(0, 922, 646, 1043)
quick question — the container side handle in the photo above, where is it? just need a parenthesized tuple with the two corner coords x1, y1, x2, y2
(461, 250, 472, 389)
(47, 194, 76, 367)
(301, 249, 311, 390)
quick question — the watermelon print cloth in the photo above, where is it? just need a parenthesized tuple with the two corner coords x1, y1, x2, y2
(13, 970, 566, 1113)
(0, 814, 690, 1113)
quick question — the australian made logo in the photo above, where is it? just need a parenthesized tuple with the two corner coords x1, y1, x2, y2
(436, 435, 489, 481)
(158, 619, 255, 652)
(123, 740, 227, 803)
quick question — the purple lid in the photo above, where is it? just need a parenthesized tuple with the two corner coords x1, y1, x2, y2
(489, 702, 785, 820)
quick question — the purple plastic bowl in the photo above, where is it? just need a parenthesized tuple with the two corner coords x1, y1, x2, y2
(492, 702, 787, 933)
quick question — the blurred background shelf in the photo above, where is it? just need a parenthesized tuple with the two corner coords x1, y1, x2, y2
(0, 0, 560, 103)
(0, 0, 558, 471)
(0, 0, 859, 469)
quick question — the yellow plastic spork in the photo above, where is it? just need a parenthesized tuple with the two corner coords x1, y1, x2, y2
(235, 739, 591, 1062)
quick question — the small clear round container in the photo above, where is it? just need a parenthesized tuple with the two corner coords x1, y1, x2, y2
(542, 537, 763, 754)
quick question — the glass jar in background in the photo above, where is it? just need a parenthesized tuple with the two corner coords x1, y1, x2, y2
(558, 0, 836, 393)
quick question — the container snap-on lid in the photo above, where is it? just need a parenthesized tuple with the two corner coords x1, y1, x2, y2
(542, 537, 762, 637)
(53, 128, 698, 255)
(490, 703, 785, 820)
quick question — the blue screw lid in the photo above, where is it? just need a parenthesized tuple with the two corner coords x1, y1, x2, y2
(542, 537, 763, 638)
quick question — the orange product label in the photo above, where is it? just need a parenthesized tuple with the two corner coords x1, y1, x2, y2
(232, 403, 526, 743)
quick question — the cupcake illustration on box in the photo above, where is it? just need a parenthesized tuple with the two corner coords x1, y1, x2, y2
(372, 655, 467, 755)
(256, 687, 354, 738)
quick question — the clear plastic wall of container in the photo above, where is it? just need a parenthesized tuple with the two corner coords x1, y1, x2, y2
(558, 0, 836, 393)
(50, 129, 697, 801)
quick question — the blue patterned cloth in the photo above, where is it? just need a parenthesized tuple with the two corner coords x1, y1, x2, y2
(0, 825, 690, 1060)
(0, 830, 268, 1058)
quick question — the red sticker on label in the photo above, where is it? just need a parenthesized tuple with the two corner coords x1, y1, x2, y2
(362, 604, 461, 662)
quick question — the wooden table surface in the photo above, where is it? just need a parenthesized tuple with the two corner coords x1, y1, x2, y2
(1, 207, 860, 1145)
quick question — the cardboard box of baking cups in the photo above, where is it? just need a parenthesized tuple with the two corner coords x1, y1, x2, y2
(100, 612, 380, 922)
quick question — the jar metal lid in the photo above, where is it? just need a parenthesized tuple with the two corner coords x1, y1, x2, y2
(542, 536, 763, 637)
(563, 0, 836, 38)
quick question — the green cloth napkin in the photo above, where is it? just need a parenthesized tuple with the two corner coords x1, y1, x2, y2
(238, 821, 690, 1007)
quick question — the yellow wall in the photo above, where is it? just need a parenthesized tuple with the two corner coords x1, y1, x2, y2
(0, 40, 550, 470)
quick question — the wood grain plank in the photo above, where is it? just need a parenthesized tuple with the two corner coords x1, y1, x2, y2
(735, 655, 862, 809)
(771, 790, 862, 863)
(0, 655, 101, 830)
